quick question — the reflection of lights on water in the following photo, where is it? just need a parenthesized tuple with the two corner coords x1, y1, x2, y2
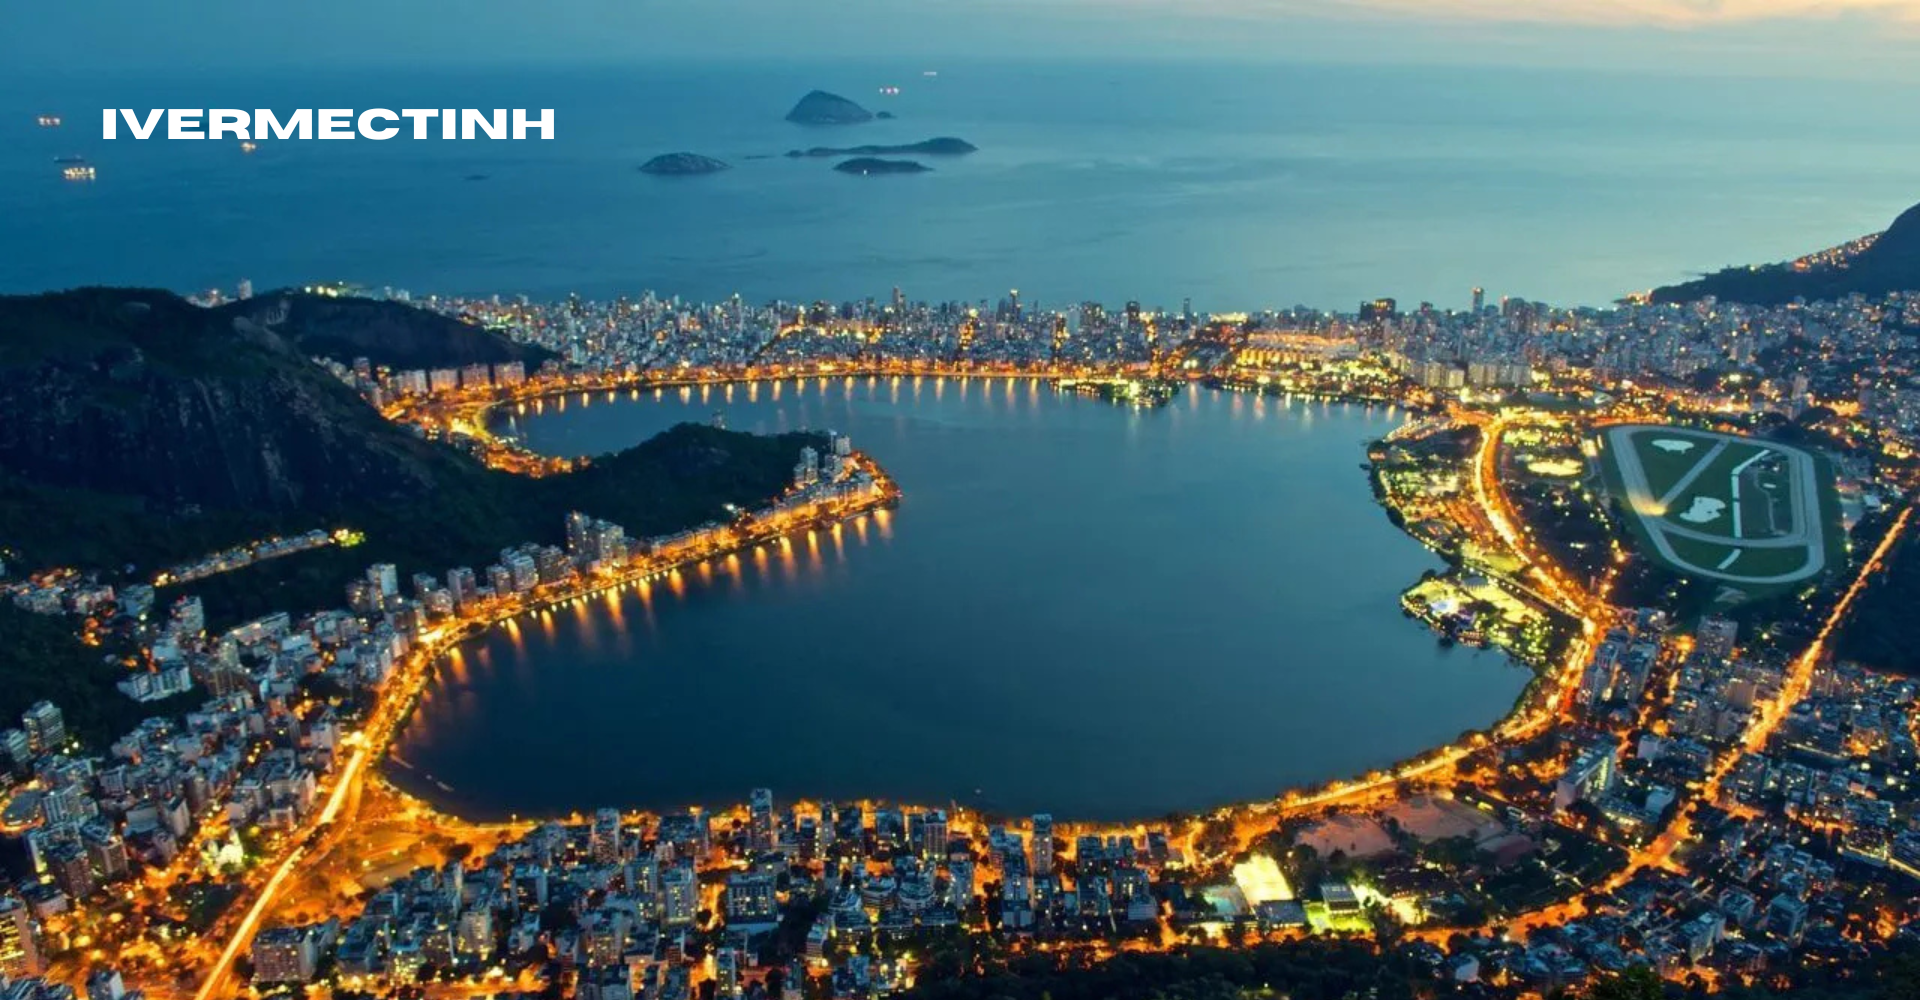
(604, 588, 624, 631)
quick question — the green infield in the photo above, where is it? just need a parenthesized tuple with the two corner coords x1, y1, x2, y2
(1599, 424, 1841, 590)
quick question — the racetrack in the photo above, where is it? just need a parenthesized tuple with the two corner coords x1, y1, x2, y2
(1602, 425, 1827, 586)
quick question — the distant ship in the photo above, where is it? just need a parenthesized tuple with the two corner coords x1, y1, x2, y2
(240, 140, 258, 153)
(878, 85, 901, 96)
(36, 114, 61, 127)
(52, 155, 87, 164)
(922, 70, 938, 78)
(62, 165, 96, 181)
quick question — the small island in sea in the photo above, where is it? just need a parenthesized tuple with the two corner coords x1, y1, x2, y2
(639, 153, 731, 176)
(787, 137, 976, 158)
(834, 157, 930, 175)
(785, 90, 874, 125)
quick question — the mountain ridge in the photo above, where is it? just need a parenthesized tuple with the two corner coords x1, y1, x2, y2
(1649, 200, 1920, 305)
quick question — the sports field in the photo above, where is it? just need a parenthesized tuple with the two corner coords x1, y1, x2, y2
(1598, 425, 1838, 588)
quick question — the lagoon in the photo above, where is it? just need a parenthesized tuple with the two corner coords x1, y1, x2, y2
(388, 379, 1528, 820)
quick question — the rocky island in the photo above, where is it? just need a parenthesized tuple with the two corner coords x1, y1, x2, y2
(639, 152, 731, 176)
(785, 90, 874, 125)
(834, 157, 930, 175)
(787, 137, 976, 158)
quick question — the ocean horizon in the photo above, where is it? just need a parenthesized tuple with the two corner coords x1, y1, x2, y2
(4, 57, 1917, 312)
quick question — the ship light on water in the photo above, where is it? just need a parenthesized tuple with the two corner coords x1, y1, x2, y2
(63, 165, 97, 181)
(37, 114, 62, 127)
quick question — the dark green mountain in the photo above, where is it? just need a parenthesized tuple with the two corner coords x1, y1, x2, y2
(0, 288, 815, 618)
(1650, 200, 1920, 305)
(214, 291, 556, 371)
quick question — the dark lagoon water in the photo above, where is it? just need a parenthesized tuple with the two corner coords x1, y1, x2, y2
(387, 380, 1530, 820)
(4, 60, 1917, 310)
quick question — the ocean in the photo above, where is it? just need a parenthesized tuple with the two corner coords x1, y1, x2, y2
(3, 59, 1916, 311)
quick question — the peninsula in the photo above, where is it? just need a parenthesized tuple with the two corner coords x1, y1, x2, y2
(783, 89, 874, 125)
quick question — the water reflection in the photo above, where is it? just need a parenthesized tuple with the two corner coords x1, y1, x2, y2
(405, 381, 1524, 820)
(400, 507, 889, 747)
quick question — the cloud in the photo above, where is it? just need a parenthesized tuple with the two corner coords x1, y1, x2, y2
(1348, 0, 1920, 27)
(1033, 0, 1920, 27)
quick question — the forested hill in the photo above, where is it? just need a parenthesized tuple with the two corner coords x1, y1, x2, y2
(213, 291, 556, 371)
(0, 287, 818, 613)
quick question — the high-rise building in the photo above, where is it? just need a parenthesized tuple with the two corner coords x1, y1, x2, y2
(724, 873, 779, 927)
(592, 523, 627, 566)
(566, 511, 595, 556)
(1697, 616, 1739, 661)
(661, 864, 698, 927)
(749, 788, 777, 853)
(1360, 298, 1398, 322)
(920, 809, 949, 859)
(21, 702, 65, 755)
(1030, 814, 1054, 877)
(948, 858, 975, 910)
(456, 908, 493, 959)
(1554, 744, 1618, 811)
(169, 595, 205, 636)
(447, 567, 478, 607)
(82, 822, 129, 882)
(1471, 287, 1485, 314)
(0, 895, 45, 977)
(368, 564, 400, 601)
(715, 947, 743, 1000)
(47, 839, 95, 899)
(1, 729, 31, 774)
(251, 926, 320, 984)
(86, 967, 127, 1000)
(590, 808, 623, 864)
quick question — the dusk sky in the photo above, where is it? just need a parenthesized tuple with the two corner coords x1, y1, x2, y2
(4, 0, 1918, 82)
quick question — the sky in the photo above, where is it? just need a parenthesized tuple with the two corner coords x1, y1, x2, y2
(3, 0, 1917, 82)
